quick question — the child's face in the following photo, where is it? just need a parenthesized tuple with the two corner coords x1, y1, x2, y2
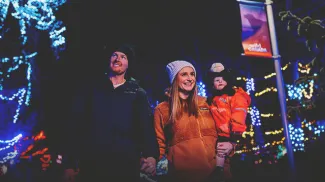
(213, 77, 227, 90)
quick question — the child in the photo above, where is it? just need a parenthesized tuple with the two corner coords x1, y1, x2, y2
(207, 63, 251, 182)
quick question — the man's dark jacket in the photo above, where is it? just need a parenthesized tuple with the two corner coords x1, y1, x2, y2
(62, 77, 159, 181)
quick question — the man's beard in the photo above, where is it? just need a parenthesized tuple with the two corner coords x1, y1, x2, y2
(111, 68, 126, 76)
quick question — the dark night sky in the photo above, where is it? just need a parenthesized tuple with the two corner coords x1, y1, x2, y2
(50, 0, 325, 102)
(56, 0, 245, 99)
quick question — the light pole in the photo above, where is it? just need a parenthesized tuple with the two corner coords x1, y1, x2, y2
(265, 0, 296, 181)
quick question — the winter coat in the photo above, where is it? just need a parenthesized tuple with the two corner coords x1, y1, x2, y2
(210, 87, 251, 140)
(62, 78, 159, 181)
(154, 96, 217, 182)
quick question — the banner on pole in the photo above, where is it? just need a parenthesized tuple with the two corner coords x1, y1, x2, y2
(238, 0, 273, 58)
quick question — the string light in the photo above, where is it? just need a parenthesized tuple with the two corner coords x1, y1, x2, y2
(260, 113, 274, 118)
(237, 77, 247, 81)
(264, 72, 276, 79)
(40, 154, 51, 171)
(286, 84, 304, 100)
(245, 78, 255, 95)
(242, 125, 254, 138)
(286, 80, 314, 100)
(298, 63, 311, 74)
(264, 63, 290, 79)
(236, 62, 309, 82)
(0, 134, 23, 163)
(235, 137, 285, 154)
(304, 120, 325, 136)
(197, 81, 206, 97)
(288, 124, 305, 152)
(233, 61, 322, 165)
(1, 52, 37, 124)
(276, 144, 287, 159)
(0, 0, 10, 30)
(265, 128, 283, 135)
(237, 120, 325, 155)
(255, 87, 277, 97)
(1, 0, 67, 55)
(249, 106, 261, 126)
(302, 80, 314, 99)
(0, 0, 67, 164)
(20, 131, 48, 161)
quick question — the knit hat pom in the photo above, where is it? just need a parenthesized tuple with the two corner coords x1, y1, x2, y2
(210, 63, 225, 73)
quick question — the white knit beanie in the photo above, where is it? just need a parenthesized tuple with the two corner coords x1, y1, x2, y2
(166, 60, 196, 84)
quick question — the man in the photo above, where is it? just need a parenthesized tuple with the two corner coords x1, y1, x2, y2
(62, 44, 159, 182)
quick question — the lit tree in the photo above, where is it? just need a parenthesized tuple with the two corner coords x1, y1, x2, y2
(0, 0, 66, 173)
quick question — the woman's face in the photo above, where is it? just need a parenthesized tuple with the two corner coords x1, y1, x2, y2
(213, 76, 227, 90)
(176, 66, 196, 92)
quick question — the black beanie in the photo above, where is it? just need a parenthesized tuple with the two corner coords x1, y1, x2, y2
(103, 44, 137, 79)
(205, 62, 236, 98)
(103, 43, 136, 64)
(207, 63, 234, 85)
(115, 44, 136, 64)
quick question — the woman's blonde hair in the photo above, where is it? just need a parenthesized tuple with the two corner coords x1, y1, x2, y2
(168, 74, 199, 122)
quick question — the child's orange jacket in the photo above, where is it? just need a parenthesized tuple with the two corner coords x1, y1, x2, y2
(210, 87, 251, 138)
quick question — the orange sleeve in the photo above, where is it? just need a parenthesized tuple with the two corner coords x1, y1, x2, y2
(230, 91, 251, 133)
(210, 101, 231, 123)
(153, 108, 167, 160)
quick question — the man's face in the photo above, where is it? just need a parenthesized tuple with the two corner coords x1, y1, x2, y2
(213, 76, 227, 90)
(110, 51, 128, 75)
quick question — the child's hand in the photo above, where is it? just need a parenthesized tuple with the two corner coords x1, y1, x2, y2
(217, 142, 234, 157)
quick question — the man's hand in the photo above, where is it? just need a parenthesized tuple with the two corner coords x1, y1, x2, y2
(63, 168, 78, 182)
(140, 157, 156, 176)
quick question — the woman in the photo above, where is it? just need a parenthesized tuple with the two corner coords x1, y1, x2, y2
(154, 60, 218, 182)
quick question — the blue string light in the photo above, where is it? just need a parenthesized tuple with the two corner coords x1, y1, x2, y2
(246, 78, 255, 95)
(304, 119, 325, 136)
(286, 84, 306, 100)
(1, 0, 66, 57)
(197, 81, 206, 97)
(0, 134, 22, 163)
(0, 0, 67, 164)
(249, 106, 261, 126)
(1, 52, 37, 124)
(288, 124, 305, 152)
